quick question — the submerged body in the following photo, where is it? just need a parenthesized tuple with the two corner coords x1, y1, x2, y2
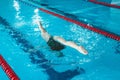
(47, 36, 65, 51)
(37, 21, 88, 57)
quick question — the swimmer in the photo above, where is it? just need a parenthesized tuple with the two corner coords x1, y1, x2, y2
(37, 21, 88, 57)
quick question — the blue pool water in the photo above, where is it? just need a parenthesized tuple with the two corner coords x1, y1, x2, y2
(0, 0, 120, 80)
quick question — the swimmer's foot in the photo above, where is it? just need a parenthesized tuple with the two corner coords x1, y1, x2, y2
(77, 46, 88, 55)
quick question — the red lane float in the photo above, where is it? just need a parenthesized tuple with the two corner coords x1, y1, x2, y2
(15, 0, 120, 41)
(89, 0, 120, 9)
(0, 55, 19, 80)
(39, 8, 120, 41)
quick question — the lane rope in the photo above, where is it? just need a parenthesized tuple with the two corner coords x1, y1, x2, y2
(17, 0, 120, 41)
(0, 55, 19, 80)
(89, 0, 120, 9)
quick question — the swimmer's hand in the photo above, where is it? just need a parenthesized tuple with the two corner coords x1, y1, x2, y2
(78, 46, 88, 55)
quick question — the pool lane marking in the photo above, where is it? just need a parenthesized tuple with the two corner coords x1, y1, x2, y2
(17, 0, 120, 41)
(89, 0, 120, 9)
(0, 55, 20, 80)
(39, 8, 120, 41)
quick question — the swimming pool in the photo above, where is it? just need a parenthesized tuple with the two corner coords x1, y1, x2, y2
(0, 0, 120, 80)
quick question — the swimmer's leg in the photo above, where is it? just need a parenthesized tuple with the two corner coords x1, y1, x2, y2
(53, 36, 88, 55)
(37, 21, 51, 42)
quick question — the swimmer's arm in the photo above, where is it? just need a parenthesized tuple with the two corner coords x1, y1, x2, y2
(37, 21, 42, 27)
(37, 21, 46, 33)
(37, 21, 43, 30)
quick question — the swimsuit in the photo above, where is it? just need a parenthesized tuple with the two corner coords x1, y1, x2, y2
(47, 37, 65, 51)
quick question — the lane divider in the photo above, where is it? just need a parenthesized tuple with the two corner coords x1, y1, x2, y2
(0, 55, 19, 80)
(39, 8, 120, 41)
(89, 0, 120, 9)
(17, 0, 120, 41)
